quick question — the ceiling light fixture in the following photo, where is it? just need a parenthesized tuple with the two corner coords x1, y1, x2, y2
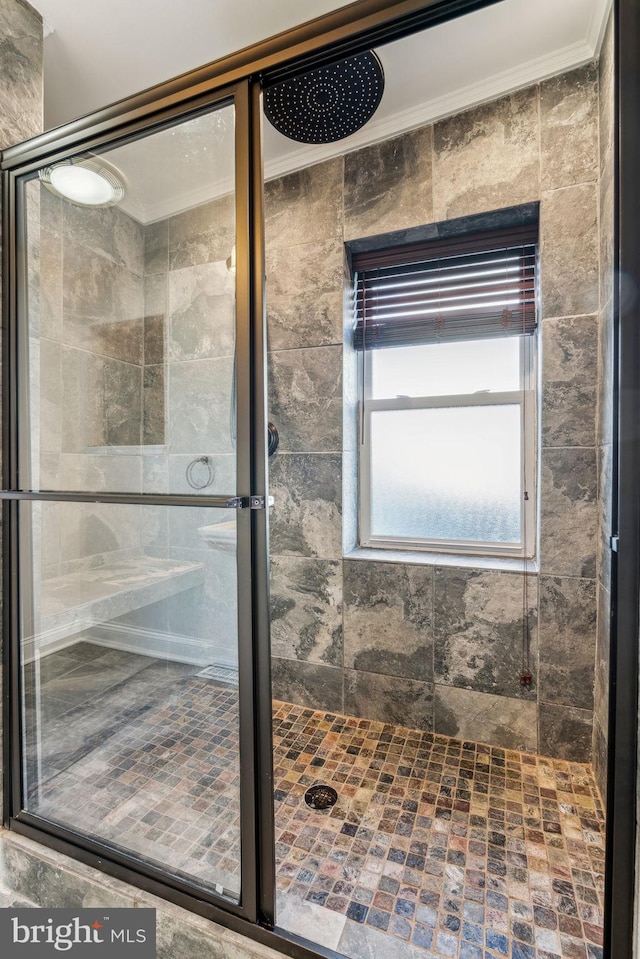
(39, 157, 125, 207)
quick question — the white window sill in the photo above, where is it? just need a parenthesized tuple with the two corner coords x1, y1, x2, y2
(345, 545, 538, 574)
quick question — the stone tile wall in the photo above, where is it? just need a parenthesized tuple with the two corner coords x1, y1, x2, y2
(267, 61, 610, 764)
(593, 9, 615, 804)
(0, 0, 43, 823)
(32, 188, 148, 579)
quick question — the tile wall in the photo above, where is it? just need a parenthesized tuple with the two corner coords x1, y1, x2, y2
(267, 59, 613, 764)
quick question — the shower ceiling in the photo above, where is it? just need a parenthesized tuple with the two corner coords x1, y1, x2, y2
(30, 0, 611, 224)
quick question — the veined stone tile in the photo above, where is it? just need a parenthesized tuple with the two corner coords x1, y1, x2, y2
(597, 443, 613, 593)
(265, 157, 343, 249)
(40, 227, 63, 341)
(343, 668, 433, 729)
(598, 300, 614, 451)
(143, 364, 165, 445)
(344, 126, 433, 241)
(433, 567, 538, 700)
(434, 685, 537, 753)
(599, 9, 615, 177)
(539, 575, 597, 710)
(62, 201, 145, 276)
(269, 453, 342, 560)
(270, 556, 343, 666)
(540, 183, 599, 318)
(541, 315, 597, 448)
(540, 448, 597, 578)
(343, 560, 433, 681)
(61, 345, 106, 451)
(168, 260, 235, 361)
(62, 314, 144, 365)
(271, 658, 343, 713)
(266, 237, 344, 351)
(167, 356, 235, 454)
(540, 62, 598, 191)
(433, 88, 539, 221)
(144, 273, 168, 319)
(145, 219, 169, 276)
(592, 718, 607, 808)
(144, 314, 165, 366)
(0, 0, 42, 148)
(538, 703, 593, 763)
(168, 192, 235, 271)
(268, 345, 342, 453)
(104, 357, 143, 446)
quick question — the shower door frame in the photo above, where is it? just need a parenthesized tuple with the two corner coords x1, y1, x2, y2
(0, 78, 275, 929)
(1, 1, 639, 959)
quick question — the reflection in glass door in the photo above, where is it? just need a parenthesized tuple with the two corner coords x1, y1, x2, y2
(9, 87, 268, 917)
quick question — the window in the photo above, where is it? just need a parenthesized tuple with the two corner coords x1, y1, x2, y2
(353, 224, 538, 558)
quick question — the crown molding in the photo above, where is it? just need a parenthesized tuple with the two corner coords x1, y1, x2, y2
(120, 10, 612, 225)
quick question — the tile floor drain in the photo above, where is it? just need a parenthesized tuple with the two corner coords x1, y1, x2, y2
(304, 784, 338, 810)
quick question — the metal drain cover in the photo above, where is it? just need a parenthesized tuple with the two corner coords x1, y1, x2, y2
(304, 784, 338, 810)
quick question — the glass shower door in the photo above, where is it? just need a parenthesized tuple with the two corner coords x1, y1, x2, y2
(8, 85, 269, 918)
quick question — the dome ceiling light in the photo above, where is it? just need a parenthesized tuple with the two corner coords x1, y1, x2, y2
(39, 157, 125, 207)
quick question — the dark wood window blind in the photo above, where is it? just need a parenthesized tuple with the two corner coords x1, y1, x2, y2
(352, 224, 538, 350)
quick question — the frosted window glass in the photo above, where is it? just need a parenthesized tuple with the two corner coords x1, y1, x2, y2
(371, 337, 521, 399)
(369, 406, 521, 543)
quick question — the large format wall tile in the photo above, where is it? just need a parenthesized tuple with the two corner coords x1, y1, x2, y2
(62, 202, 144, 276)
(540, 448, 597, 578)
(541, 315, 597, 448)
(268, 346, 342, 453)
(266, 238, 344, 351)
(343, 669, 433, 730)
(270, 557, 343, 666)
(168, 194, 235, 271)
(538, 703, 593, 763)
(539, 576, 597, 710)
(0, 0, 42, 148)
(168, 260, 235, 361)
(265, 158, 343, 249)
(145, 220, 169, 276)
(344, 126, 433, 240)
(597, 443, 613, 594)
(104, 358, 143, 446)
(433, 88, 539, 221)
(168, 356, 234, 454)
(540, 183, 599, 318)
(434, 685, 537, 752)
(272, 658, 343, 713)
(539, 62, 598, 191)
(343, 560, 433, 681)
(434, 568, 538, 699)
(269, 453, 342, 559)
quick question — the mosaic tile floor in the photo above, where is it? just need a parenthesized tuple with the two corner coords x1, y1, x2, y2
(273, 701, 605, 959)
(27, 646, 605, 959)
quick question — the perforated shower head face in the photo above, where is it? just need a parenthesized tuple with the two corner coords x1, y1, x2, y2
(263, 51, 385, 144)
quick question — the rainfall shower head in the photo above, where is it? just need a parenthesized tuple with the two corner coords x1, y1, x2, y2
(263, 51, 384, 144)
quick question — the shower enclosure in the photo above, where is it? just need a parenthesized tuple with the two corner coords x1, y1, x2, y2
(1, 2, 639, 959)
(2, 81, 274, 926)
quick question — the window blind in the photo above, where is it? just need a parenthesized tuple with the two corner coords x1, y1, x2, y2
(352, 225, 538, 350)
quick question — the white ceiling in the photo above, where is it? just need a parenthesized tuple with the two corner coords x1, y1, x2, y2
(29, 0, 612, 224)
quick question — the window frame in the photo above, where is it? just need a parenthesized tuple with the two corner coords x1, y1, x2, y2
(358, 333, 537, 559)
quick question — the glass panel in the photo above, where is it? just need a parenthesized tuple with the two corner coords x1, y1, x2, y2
(23, 102, 236, 495)
(369, 405, 521, 543)
(21, 501, 241, 899)
(370, 337, 521, 399)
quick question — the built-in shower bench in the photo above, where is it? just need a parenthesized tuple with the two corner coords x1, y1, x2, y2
(28, 556, 205, 654)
